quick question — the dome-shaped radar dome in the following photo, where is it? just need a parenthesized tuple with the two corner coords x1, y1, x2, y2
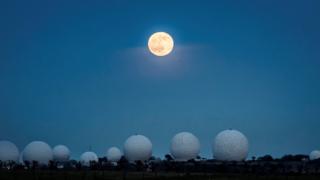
(170, 132, 200, 161)
(80, 151, 98, 166)
(309, 150, 320, 160)
(213, 129, 249, 161)
(124, 134, 152, 162)
(107, 147, 122, 162)
(23, 141, 53, 165)
(53, 145, 71, 162)
(0, 140, 19, 163)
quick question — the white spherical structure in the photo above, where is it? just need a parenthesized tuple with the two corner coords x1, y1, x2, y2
(23, 141, 53, 165)
(309, 150, 320, 160)
(0, 140, 19, 163)
(53, 145, 71, 162)
(80, 152, 98, 166)
(213, 129, 249, 161)
(170, 132, 200, 161)
(107, 147, 122, 162)
(124, 134, 152, 162)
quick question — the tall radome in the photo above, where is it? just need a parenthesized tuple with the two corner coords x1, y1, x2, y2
(0, 140, 19, 163)
(170, 132, 200, 161)
(22, 141, 53, 165)
(213, 129, 249, 161)
(107, 147, 122, 162)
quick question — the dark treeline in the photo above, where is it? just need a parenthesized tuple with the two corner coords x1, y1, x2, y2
(1, 154, 320, 175)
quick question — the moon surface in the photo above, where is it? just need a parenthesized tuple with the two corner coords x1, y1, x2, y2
(148, 32, 174, 56)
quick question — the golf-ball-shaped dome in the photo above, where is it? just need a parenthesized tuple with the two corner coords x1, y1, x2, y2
(309, 150, 320, 160)
(53, 145, 70, 162)
(107, 147, 122, 162)
(80, 151, 98, 166)
(23, 141, 53, 165)
(170, 132, 200, 161)
(124, 134, 152, 162)
(213, 129, 249, 161)
(0, 140, 19, 163)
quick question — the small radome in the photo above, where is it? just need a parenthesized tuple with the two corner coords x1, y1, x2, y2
(107, 147, 122, 162)
(53, 145, 71, 162)
(309, 150, 320, 160)
(80, 151, 98, 166)
(124, 134, 152, 162)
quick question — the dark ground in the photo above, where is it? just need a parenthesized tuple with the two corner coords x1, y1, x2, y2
(1, 170, 320, 180)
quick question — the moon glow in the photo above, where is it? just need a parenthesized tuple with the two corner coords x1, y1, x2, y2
(148, 32, 174, 56)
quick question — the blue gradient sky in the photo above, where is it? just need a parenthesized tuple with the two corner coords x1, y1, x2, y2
(1, 0, 320, 159)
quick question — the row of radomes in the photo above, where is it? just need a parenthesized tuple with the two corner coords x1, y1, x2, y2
(1, 129, 320, 165)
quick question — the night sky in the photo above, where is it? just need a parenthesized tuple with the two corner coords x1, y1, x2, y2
(1, 0, 320, 159)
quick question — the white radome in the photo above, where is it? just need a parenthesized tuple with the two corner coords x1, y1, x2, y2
(309, 150, 320, 160)
(0, 140, 19, 163)
(124, 134, 152, 162)
(213, 129, 249, 161)
(107, 147, 122, 162)
(80, 151, 98, 166)
(170, 132, 200, 161)
(53, 145, 71, 162)
(23, 141, 53, 165)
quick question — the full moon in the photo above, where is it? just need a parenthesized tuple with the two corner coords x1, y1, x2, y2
(148, 32, 174, 56)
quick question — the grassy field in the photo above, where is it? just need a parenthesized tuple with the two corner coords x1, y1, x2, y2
(1, 171, 320, 180)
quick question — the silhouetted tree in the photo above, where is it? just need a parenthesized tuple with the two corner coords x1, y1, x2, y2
(165, 154, 173, 161)
(75, 161, 82, 170)
(252, 156, 256, 161)
(118, 156, 129, 180)
(90, 161, 98, 170)
(99, 157, 107, 164)
(32, 160, 38, 169)
(281, 154, 308, 161)
(118, 156, 128, 169)
(98, 157, 107, 169)
(149, 156, 156, 161)
(294, 154, 309, 161)
(48, 160, 56, 170)
(24, 161, 30, 169)
(258, 155, 273, 161)
(135, 160, 144, 171)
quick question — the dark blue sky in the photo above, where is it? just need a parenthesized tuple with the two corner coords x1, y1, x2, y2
(1, 0, 320, 159)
